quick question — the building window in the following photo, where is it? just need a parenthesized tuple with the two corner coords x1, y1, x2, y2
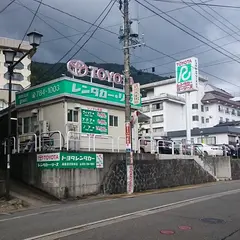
(15, 51, 24, 58)
(142, 105, 149, 112)
(201, 105, 204, 112)
(192, 104, 198, 109)
(220, 117, 223, 123)
(206, 118, 209, 123)
(109, 115, 118, 127)
(192, 115, 199, 121)
(228, 136, 236, 143)
(205, 106, 209, 111)
(232, 109, 236, 115)
(226, 108, 230, 114)
(153, 127, 163, 133)
(145, 129, 149, 134)
(152, 102, 163, 111)
(68, 109, 78, 122)
(226, 118, 229, 122)
(201, 117, 204, 123)
(237, 110, 240, 117)
(152, 115, 163, 123)
(4, 83, 23, 91)
(218, 105, 224, 112)
(23, 116, 37, 134)
(5, 62, 24, 70)
(4, 72, 24, 81)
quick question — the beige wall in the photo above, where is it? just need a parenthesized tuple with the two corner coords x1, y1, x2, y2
(17, 98, 136, 151)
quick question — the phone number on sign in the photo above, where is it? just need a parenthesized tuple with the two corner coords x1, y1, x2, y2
(32, 85, 60, 98)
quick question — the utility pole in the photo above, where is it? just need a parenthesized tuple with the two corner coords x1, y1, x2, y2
(123, 0, 134, 194)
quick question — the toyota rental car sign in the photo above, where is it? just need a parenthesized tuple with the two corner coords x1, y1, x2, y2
(175, 57, 199, 94)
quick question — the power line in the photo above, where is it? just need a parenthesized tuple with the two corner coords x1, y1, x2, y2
(180, 0, 240, 43)
(197, 0, 240, 33)
(135, 0, 240, 65)
(145, 43, 240, 88)
(42, 0, 117, 80)
(31, 0, 119, 36)
(29, 0, 214, 38)
(17, 0, 43, 51)
(152, 0, 240, 9)
(0, 0, 16, 14)
(17, 0, 108, 64)
(140, 36, 239, 72)
(16, 1, 169, 72)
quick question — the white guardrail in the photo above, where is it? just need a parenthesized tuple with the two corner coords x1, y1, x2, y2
(5, 130, 226, 156)
(39, 131, 62, 152)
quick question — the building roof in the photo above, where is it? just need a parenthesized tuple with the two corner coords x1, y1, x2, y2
(201, 92, 240, 107)
(167, 126, 240, 138)
(0, 37, 31, 51)
(214, 121, 240, 127)
(205, 84, 233, 98)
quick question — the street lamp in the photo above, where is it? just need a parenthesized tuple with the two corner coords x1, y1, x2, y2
(3, 30, 43, 200)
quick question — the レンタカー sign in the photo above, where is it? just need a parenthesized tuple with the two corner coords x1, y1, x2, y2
(175, 57, 198, 94)
(67, 59, 134, 86)
(81, 106, 108, 135)
(16, 79, 141, 108)
(37, 152, 104, 169)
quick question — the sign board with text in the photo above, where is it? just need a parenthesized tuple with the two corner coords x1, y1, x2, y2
(81, 106, 108, 135)
(175, 57, 199, 94)
(132, 83, 141, 105)
(16, 79, 141, 108)
(37, 152, 104, 169)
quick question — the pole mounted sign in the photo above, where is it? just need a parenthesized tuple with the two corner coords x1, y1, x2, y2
(175, 57, 199, 94)
(67, 60, 134, 86)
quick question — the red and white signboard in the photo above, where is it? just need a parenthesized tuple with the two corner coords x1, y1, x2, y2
(67, 60, 134, 86)
(127, 165, 134, 194)
(125, 122, 131, 151)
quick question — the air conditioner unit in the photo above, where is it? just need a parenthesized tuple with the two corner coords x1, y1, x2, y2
(67, 123, 79, 132)
(39, 120, 50, 135)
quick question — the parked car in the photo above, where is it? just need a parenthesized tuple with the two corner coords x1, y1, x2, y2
(194, 143, 223, 156)
(139, 137, 179, 154)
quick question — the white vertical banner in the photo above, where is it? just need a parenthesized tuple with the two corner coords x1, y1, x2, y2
(127, 165, 134, 194)
(132, 83, 141, 105)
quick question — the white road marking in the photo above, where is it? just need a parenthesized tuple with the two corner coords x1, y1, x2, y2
(24, 188, 240, 240)
(0, 199, 115, 223)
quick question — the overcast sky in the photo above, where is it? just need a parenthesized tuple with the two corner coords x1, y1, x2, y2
(1, 0, 240, 94)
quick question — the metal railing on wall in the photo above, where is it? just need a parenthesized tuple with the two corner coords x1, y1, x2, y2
(6, 130, 224, 157)
(17, 133, 37, 153)
(39, 131, 62, 152)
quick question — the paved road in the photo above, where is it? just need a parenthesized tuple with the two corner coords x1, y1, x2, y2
(1, 181, 240, 240)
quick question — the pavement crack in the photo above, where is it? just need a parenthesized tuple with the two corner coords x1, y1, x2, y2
(221, 228, 240, 240)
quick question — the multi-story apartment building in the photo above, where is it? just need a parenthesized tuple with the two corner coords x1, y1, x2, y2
(140, 77, 240, 144)
(0, 37, 32, 110)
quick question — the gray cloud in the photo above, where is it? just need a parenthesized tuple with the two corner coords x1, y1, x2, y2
(1, 0, 240, 93)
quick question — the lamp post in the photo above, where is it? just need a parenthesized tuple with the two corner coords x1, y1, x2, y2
(3, 30, 43, 200)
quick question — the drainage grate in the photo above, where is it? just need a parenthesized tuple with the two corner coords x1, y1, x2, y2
(200, 218, 226, 224)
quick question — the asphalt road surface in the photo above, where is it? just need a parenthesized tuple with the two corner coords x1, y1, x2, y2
(1, 181, 240, 240)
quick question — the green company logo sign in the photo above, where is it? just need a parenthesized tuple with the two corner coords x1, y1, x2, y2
(175, 57, 198, 94)
(16, 79, 141, 108)
(37, 152, 103, 169)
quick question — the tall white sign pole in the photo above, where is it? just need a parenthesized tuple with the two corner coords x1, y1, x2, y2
(185, 92, 191, 144)
(176, 57, 199, 145)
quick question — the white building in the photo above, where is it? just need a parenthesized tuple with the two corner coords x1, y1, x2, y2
(0, 37, 32, 110)
(140, 77, 240, 144)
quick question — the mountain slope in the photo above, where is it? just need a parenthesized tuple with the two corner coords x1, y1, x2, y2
(31, 61, 172, 86)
